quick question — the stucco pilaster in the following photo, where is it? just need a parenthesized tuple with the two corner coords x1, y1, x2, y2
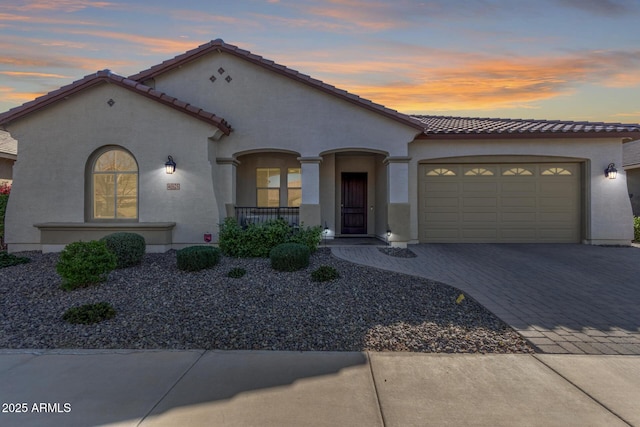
(384, 156, 411, 203)
(298, 157, 323, 205)
(216, 157, 239, 219)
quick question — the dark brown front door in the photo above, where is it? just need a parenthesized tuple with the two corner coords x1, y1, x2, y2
(341, 172, 367, 234)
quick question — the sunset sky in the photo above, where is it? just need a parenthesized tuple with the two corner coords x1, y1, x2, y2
(1, 0, 639, 122)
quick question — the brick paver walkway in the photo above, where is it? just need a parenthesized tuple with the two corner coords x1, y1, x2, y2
(332, 244, 640, 355)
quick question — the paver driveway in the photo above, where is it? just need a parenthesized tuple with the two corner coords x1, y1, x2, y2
(332, 244, 640, 355)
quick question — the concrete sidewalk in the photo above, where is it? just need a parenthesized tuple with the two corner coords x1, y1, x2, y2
(1, 350, 638, 426)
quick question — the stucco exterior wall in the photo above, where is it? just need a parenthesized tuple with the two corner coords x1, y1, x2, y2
(4, 83, 223, 251)
(150, 52, 419, 160)
(409, 137, 633, 244)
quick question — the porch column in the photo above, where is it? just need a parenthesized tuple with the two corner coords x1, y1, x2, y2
(215, 158, 239, 219)
(298, 157, 323, 227)
(385, 156, 411, 247)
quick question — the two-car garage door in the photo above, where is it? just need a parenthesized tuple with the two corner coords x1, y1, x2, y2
(418, 163, 581, 243)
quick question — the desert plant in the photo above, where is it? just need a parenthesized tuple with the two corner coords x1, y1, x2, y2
(270, 242, 310, 272)
(100, 232, 146, 268)
(311, 265, 340, 282)
(634, 217, 640, 242)
(62, 302, 116, 324)
(0, 251, 30, 269)
(177, 246, 221, 271)
(227, 267, 247, 278)
(56, 240, 117, 290)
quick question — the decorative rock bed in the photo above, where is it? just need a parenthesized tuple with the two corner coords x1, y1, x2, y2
(0, 249, 533, 353)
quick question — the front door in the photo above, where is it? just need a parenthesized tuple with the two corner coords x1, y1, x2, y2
(341, 172, 367, 234)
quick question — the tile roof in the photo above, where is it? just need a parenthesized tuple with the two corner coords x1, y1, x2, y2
(0, 130, 17, 157)
(0, 70, 231, 135)
(412, 115, 640, 138)
(129, 39, 425, 131)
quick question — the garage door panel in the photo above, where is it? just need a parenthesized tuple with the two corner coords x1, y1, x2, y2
(501, 212, 537, 222)
(462, 197, 497, 207)
(462, 182, 498, 192)
(501, 197, 536, 207)
(419, 162, 581, 243)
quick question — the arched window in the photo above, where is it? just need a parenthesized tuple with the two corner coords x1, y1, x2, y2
(92, 148, 138, 220)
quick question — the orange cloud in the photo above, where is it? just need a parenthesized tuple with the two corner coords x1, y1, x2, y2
(50, 29, 201, 54)
(279, 45, 640, 113)
(0, 86, 45, 103)
(0, 71, 71, 78)
(0, 12, 109, 26)
(3, 0, 116, 13)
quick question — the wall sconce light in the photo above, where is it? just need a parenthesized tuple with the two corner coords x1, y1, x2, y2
(604, 163, 617, 179)
(165, 156, 176, 174)
(386, 228, 391, 246)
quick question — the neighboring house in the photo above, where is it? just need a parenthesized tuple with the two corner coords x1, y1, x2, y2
(1, 39, 639, 252)
(0, 130, 17, 185)
(623, 138, 640, 216)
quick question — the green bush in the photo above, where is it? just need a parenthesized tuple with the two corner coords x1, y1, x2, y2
(227, 267, 247, 278)
(177, 246, 221, 271)
(100, 232, 146, 269)
(634, 217, 640, 242)
(0, 193, 8, 245)
(219, 217, 292, 257)
(218, 217, 322, 257)
(289, 224, 323, 253)
(62, 302, 116, 324)
(56, 241, 117, 290)
(311, 265, 340, 282)
(270, 242, 310, 272)
(0, 251, 30, 268)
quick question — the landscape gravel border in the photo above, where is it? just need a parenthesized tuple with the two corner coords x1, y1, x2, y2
(0, 249, 533, 353)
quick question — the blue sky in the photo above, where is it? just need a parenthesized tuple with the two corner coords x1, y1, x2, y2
(1, 0, 639, 122)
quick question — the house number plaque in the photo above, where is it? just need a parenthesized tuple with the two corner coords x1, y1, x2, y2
(167, 183, 180, 190)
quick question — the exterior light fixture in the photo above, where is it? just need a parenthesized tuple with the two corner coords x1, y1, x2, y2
(604, 163, 617, 179)
(386, 228, 391, 246)
(165, 156, 176, 174)
(323, 222, 329, 246)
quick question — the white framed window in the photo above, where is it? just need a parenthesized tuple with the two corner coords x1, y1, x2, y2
(287, 168, 301, 207)
(256, 167, 280, 207)
(92, 148, 138, 220)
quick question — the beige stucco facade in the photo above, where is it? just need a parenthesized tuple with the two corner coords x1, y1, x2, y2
(0, 40, 636, 252)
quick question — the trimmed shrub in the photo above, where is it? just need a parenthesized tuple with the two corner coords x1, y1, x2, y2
(219, 217, 292, 258)
(634, 217, 640, 242)
(289, 224, 323, 253)
(270, 242, 310, 272)
(100, 232, 146, 269)
(63, 302, 116, 324)
(218, 217, 322, 257)
(311, 265, 340, 282)
(227, 267, 247, 278)
(177, 246, 221, 271)
(0, 251, 30, 269)
(0, 192, 8, 247)
(56, 241, 117, 291)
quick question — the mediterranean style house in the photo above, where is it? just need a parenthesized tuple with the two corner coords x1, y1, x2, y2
(1, 39, 639, 252)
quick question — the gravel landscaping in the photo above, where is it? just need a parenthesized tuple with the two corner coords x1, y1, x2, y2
(0, 249, 533, 353)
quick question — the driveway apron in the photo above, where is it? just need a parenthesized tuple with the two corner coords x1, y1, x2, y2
(332, 244, 640, 355)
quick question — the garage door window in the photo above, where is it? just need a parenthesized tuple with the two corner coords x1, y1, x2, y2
(542, 167, 572, 176)
(502, 167, 533, 176)
(464, 167, 494, 176)
(426, 167, 456, 176)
